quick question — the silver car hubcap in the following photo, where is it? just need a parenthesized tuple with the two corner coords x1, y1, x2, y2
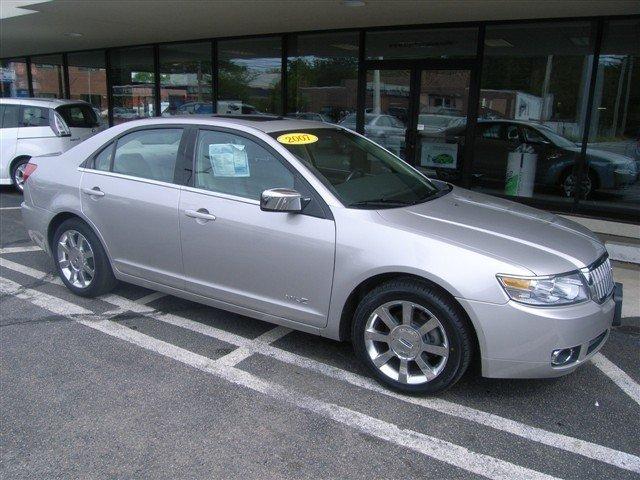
(364, 300, 449, 385)
(57, 230, 95, 288)
(14, 163, 27, 191)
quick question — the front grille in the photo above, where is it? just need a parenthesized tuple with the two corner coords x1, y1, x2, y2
(585, 256, 615, 303)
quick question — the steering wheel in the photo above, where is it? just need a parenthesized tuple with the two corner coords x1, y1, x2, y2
(345, 168, 364, 182)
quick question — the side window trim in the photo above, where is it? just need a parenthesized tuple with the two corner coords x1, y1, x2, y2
(192, 125, 333, 220)
(82, 125, 189, 186)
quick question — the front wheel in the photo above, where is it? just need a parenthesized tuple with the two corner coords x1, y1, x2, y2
(352, 279, 474, 394)
(53, 218, 117, 297)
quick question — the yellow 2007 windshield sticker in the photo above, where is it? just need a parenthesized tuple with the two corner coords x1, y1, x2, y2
(277, 132, 318, 145)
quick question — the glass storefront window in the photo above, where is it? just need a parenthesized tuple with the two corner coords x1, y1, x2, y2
(159, 42, 212, 116)
(582, 19, 639, 217)
(471, 21, 594, 203)
(31, 54, 66, 98)
(366, 27, 477, 60)
(287, 32, 358, 124)
(0, 59, 29, 97)
(109, 46, 156, 124)
(218, 37, 282, 115)
(416, 69, 471, 183)
(356, 69, 410, 160)
(67, 50, 108, 126)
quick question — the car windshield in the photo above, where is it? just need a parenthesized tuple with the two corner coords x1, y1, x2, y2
(538, 126, 577, 148)
(271, 128, 444, 208)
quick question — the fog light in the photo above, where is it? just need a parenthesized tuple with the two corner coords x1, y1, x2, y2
(551, 347, 580, 367)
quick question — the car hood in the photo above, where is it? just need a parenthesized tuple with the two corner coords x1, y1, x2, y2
(377, 187, 606, 276)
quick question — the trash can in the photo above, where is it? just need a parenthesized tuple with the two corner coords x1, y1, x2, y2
(505, 143, 537, 197)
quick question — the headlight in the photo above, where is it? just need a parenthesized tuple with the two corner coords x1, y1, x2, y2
(497, 272, 590, 306)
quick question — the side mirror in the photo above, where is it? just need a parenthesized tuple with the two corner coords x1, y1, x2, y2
(260, 188, 308, 213)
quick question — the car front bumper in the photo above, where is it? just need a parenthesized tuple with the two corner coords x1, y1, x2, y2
(458, 295, 615, 379)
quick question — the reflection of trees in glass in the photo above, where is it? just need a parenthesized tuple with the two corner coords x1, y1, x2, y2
(288, 57, 357, 112)
(131, 71, 155, 84)
(218, 60, 257, 103)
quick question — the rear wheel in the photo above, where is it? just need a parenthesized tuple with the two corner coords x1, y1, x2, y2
(352, 278, 474, 394)
(11, 157, 30, 193)
(53, 218, 117, 297)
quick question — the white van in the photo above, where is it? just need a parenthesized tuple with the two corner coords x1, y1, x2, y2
(0, 98, 102, 192)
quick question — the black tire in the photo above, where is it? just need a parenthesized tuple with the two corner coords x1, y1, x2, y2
(52, 218, 117, 297)
(561, 169, 597, 199)
(352, 278, 474, 394)
(11, 157, 30, 193)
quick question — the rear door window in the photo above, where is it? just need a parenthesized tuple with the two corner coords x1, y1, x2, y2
(56, 104, 98, 128)
(112, 128, 183, 183)
(20, 106, 49, 127)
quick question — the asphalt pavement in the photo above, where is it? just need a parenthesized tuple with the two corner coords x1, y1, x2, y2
(1, 186, 638, 479)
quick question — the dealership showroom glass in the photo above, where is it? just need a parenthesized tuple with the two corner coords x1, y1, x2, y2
(2, 5, 639, 222)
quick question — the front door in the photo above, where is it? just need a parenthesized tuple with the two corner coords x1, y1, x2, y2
(179, 128, 336, 328)
(362, 65, 473, 183)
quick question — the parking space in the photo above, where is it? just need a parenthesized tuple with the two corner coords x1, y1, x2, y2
(1, 187, 639, 479)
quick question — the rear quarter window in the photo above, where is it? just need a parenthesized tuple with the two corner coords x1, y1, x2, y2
(56, 104, 98, 128)
(20, 106, 49, 127)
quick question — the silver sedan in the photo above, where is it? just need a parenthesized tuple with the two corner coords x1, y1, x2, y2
(21, 116, 619, 394)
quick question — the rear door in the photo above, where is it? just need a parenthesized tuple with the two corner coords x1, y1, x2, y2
(0, 105, 19, 182)
(179, 127, 336, 328)
(56, 104, 100, 144)
(80, 126, 188, 288)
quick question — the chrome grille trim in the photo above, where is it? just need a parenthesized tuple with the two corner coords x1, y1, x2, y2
(582, 256, 614, 304)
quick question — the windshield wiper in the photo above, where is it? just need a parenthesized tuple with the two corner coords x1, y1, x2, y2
(348, 199, 412, 208)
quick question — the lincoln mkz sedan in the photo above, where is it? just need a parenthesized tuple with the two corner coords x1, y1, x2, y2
(21, 116, 622, 394)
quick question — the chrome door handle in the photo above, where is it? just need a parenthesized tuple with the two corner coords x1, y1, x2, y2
(82, 187, 105, 197)
(185, 209, 216, 221)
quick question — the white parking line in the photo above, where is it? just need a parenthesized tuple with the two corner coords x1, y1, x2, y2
(0, 206, 21, 211)
(0, 245, 42, 254)
(591, 353, 640, 407)
(0, 276, 91, 316)
(1, 258, 639, 473)
(134, 291, 166, 305)
(216, 325, 292, 367)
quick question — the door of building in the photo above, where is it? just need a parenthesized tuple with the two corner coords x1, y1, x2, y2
(360, 62, 475, 185)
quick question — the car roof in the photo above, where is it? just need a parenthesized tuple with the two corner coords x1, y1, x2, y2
(0, 98, 90, 108)
(112, 115, 336, 134)
(477, 119, 543, 128)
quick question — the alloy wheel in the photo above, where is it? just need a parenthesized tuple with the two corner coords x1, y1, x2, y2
(13, 163, 27, 192)
(364, 300, 449, 385)
(57, 230, 95, 288)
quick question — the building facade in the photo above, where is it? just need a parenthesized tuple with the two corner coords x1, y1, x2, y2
(1, 12, 639, 223)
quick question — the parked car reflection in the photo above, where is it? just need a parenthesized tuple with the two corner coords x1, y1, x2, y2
(339, 113, 406, 158)
(446, 119, 638, 198)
